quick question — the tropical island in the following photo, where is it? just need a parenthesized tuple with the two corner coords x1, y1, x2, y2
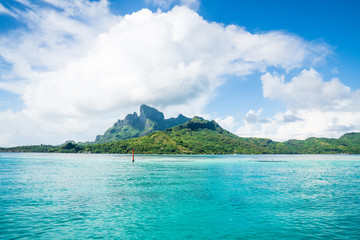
(1, 104, 360, 154)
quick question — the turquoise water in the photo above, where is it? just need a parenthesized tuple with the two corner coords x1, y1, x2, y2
(1, 153, 360, 239)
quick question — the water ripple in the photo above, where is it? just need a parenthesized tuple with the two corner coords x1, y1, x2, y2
(1, 153, 360, 239)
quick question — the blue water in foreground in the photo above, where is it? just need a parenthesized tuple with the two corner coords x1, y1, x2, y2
(1, 153, 360, 239)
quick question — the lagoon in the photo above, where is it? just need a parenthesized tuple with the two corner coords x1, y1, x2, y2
(1, 153, 360, 239)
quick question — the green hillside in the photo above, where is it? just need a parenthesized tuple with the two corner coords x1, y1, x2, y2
(241, 132, 360, 154)
(2, 114, 360, 155)
(43, 118, 360, 154)
(0, 145, 56, 153)
(94, 104, 190, 143)
(48, 117, 269, 154)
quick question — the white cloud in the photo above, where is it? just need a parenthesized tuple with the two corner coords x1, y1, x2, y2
(215, 116, 237, 132)
(244, 109, 271, 124)
(0, 4, 9, 14)
(237, 109, 359, 141)
(261, 68, 358, 111)
(0, 109, 116, 146)
(236, 69, 360, 141)
(0, 0, 117, 81)
(0, 2, 330, 146)
(15, 7, 328, 118)
(0, 3, 18, 18)
(149, 0, 200, 10)
(180, 0, 200, 10)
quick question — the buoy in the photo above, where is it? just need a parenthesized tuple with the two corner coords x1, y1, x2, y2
(132, 149, 135, 162)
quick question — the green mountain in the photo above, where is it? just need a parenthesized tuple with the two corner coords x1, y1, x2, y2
(274, 132, 360, 154)
(2, 105, 360, 154)
(47, 118, 360, 154)
(94, 104, 191, 143)
(50, 117, 270, 154)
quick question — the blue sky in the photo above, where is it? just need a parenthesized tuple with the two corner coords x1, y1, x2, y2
(0, 0, 359, 146)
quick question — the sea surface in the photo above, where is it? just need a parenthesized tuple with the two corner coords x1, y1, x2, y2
(0, 153, 360, 239)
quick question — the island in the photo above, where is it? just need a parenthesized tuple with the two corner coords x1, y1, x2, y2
(1, 105, 360, 154)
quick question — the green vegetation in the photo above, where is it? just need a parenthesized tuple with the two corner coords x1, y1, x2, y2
(0, 145, 56, 153)
(94, 104, 190, 143)
(81, 117, 269, 154)
(2, 117, 360, 154)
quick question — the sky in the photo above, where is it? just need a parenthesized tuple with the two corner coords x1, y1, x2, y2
(0, 0, 359, 146)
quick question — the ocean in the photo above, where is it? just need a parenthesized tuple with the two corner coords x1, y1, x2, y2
(1, 153, 360, 239)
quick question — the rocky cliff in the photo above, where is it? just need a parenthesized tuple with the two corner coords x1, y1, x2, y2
(94, 104, 191, 143)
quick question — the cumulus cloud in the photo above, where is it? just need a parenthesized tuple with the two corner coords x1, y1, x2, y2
(0, 1, 330, 146)
(216, 116, 237, 132)
(7, 7, 329, 118)
(237, 109, 360, 141)
(0, 0, 116, 83)
(245, 109, 271, 124)
(236, 69, 360, 141)
(0, 109, 114, 146)
(262, 68, 356, 111)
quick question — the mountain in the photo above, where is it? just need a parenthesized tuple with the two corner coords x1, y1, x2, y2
(2, 105, 360, 154)
(55, 117, 271, 154)
(94, 104, 191, 143)
(45, 118, 360, 154)
(273, 132, 360, 154)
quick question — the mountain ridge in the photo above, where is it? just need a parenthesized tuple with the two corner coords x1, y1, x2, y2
(52, 118, 360, 154)
(94, 104, 191, 143)
(1, 105, 360, 154)
(85, 117, 271, 154)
